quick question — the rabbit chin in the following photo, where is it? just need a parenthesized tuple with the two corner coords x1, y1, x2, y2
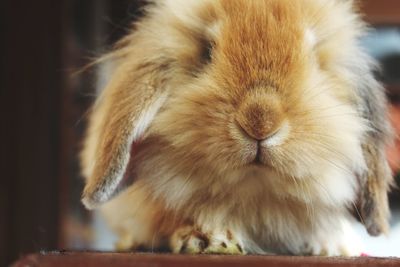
(101, 154, 361, 255)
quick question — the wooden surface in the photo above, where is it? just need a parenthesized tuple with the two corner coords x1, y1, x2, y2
(11, 252, 400, 267)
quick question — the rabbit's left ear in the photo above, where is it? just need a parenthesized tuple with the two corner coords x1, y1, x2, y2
(81, 58, 170, 209)
(354, 69, 393, 236)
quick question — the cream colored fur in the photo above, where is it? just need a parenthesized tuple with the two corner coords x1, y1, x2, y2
(81, 0, 392, 255)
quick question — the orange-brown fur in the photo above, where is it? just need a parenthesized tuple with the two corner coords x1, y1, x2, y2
(81, 0, 392, 255)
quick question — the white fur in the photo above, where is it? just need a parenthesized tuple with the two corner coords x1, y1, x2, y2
(206, 21, 222, 40)
(305, 28, 317, 48)
(133, 92, 168, 140)
(262, 121, 290, 147)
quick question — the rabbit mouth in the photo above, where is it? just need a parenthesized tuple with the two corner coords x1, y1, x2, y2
(242, 121, 290, 167)
(249, 142, 265, 166)
(249, 149, 271, 168)
(253, 147, 262, 165)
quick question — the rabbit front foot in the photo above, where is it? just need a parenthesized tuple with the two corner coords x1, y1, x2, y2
(115, 232, 135, 251)
(306, 240, 362, 257)
(170, 226, 245, 254)
(306, 220, 363, 256)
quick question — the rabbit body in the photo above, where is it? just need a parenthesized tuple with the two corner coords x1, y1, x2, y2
(81, 0, 392, 255)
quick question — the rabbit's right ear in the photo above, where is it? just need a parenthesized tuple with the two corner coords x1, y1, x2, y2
(352, 58, 393, 236)
(81, 57, 170, 209)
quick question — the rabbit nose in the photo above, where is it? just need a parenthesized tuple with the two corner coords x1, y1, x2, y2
(235, 93, 285, 141)
(236, 117, 282, 141)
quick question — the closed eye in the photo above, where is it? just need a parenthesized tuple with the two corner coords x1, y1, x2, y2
(199, 37, 214, 65)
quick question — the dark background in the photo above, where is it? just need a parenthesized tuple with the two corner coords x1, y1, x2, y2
(1, 1, 399, 266)
(1, 1, 145, 265)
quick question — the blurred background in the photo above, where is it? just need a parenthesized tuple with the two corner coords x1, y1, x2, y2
(1, 0, 400, 266)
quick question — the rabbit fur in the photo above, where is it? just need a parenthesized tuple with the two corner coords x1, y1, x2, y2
(81, 0, 393, 255)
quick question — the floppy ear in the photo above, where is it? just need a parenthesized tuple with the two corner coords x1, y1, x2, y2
(358, 141, 392, 236)
(354, 66, 393, 236)
(81, 56, 170, 209)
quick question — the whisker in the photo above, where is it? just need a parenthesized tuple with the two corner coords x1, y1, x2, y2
(285, 83, 328, 109)
(295, 113, 359, 122)
(290, 130, 340, 141)
(351, 201, 365, 226)
(286, 137, 355, 166)
(289, 103, 355, 118)
(272, 147, 361, 234)
(307, 174, 362, 226)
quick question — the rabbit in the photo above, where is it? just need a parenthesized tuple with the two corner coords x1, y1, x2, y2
(80, 0, 393, 256)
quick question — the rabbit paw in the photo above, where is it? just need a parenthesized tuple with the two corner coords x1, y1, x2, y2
(306, 240, 362, 256)
(115, 233, 135, 251)
(170, 226, 245, 254)
(305, 220, 363, 256)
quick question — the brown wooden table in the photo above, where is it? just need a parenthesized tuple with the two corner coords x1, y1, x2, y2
(11, 252, 400, 267)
